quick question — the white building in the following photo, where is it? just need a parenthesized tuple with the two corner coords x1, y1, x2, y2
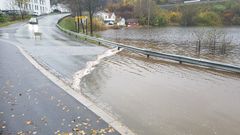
(0, 0, 51, 15)
(117, 18, 126, 26)
(51, 4, 69, 13)
(96, 11, 116, 24)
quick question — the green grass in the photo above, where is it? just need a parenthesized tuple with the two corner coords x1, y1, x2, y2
(58, 17, 76, 32)
(0, 20, 21, 27)
(0, 18, 30, 28)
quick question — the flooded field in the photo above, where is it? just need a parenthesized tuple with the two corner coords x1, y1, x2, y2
(80, 51, 240, 135)
(98, 27, 240, 66)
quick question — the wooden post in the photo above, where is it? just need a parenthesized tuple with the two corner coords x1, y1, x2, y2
(198, 40, 201, 54)
(86, 19, 88, 35)
(77, 17, 80, 33)
(196, 40, 201, 54)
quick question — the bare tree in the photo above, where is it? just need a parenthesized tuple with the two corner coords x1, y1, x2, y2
(192, 28, 206, 54)
(15, 0, 30, 20)
(220, 32, 232, 54)
(85, 0, 101, 36)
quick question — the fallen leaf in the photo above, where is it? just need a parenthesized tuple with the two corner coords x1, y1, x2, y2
(25, 120, 33, 125)
(17, 131, 24, 135)
(72, 127, 80, 131)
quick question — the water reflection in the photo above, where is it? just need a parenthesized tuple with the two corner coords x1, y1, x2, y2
(81, 52, 240, 135)
(28, 24, 39, 33)
(98, 27, 240, 66)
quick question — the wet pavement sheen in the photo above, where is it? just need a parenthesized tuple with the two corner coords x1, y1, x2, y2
(0, 40, 119, 135)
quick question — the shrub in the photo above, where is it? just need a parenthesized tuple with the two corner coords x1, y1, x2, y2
(232, 16, 240, 25)
(91, 18, 106, 31)
(180, 6, 198, 26)
(0, 13, 8, 23)
(169, 11, 182, 24)
(153, 16, 168, 26)
(195, 11, 222, 26)
(138, 16, 147, 25)
(213, 4, 226, 13)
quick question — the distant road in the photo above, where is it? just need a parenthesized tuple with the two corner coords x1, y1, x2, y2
(160, 0, 226, 9)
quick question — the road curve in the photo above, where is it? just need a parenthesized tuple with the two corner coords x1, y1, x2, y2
(0, 14, 125, 135)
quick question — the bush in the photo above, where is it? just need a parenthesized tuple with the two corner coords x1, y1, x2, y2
(153, 16, 168, 26)
(0, 13, 8, 23)
(232, 16, 240, 25)
(138, 16, 148, 25)
(180, 6, 198, 26)
(91, 18, 106, 31)
(213, 4, 226, 13)
(195, 11, 222, 26)
(169, 11, 182, 24)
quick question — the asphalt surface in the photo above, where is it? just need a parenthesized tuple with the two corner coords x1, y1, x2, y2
(14, 14, 107, 82)
(0, 16, 120, 134)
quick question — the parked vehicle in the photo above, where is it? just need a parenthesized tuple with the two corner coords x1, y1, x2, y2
(29, 17, 38, 24)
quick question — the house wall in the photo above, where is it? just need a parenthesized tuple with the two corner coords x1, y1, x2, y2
(0, 0, 51, 15)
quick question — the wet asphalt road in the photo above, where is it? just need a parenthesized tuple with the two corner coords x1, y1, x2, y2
(0, 17, 119, 134)
(14, 14, 107, 82)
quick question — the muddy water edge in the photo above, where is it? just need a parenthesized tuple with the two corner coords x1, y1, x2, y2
(79, 49, 240, 135)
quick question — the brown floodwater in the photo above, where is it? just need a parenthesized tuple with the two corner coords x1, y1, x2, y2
(98, 27, 240, 66)
(80, 51, 240, 135)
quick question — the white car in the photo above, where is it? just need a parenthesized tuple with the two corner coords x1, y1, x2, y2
(29, 18, 38, 24)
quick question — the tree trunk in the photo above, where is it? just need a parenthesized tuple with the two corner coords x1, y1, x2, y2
(86, 19, 88, 35)
(20, 8, 24, 20)
(90, 13, 93, 36)
(79, 9, 85, 33)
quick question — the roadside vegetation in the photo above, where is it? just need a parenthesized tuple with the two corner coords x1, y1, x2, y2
(57, 0, 240, 36)
(59, 16, 106, 33)
(0, 12, 30, 27)
(107, 0, 240, 27)
(59, 16, 76, 32)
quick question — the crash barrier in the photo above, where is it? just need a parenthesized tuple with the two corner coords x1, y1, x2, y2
(56, 23, 240, 73)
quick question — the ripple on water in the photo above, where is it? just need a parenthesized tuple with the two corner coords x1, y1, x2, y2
(80, 51, 240, 135)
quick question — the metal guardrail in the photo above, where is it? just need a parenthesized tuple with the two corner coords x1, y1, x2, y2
(56, 24, 240, 73)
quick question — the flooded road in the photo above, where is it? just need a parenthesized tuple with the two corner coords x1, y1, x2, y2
(80, 51, 240, 135)
(2, 14, 240, 135)
(13, 14, 108, 83)
(98, 27, 240, 66)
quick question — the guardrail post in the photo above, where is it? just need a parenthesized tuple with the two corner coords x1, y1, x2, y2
(56, 19, 240, 73)
(196, 40, 201, 54)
